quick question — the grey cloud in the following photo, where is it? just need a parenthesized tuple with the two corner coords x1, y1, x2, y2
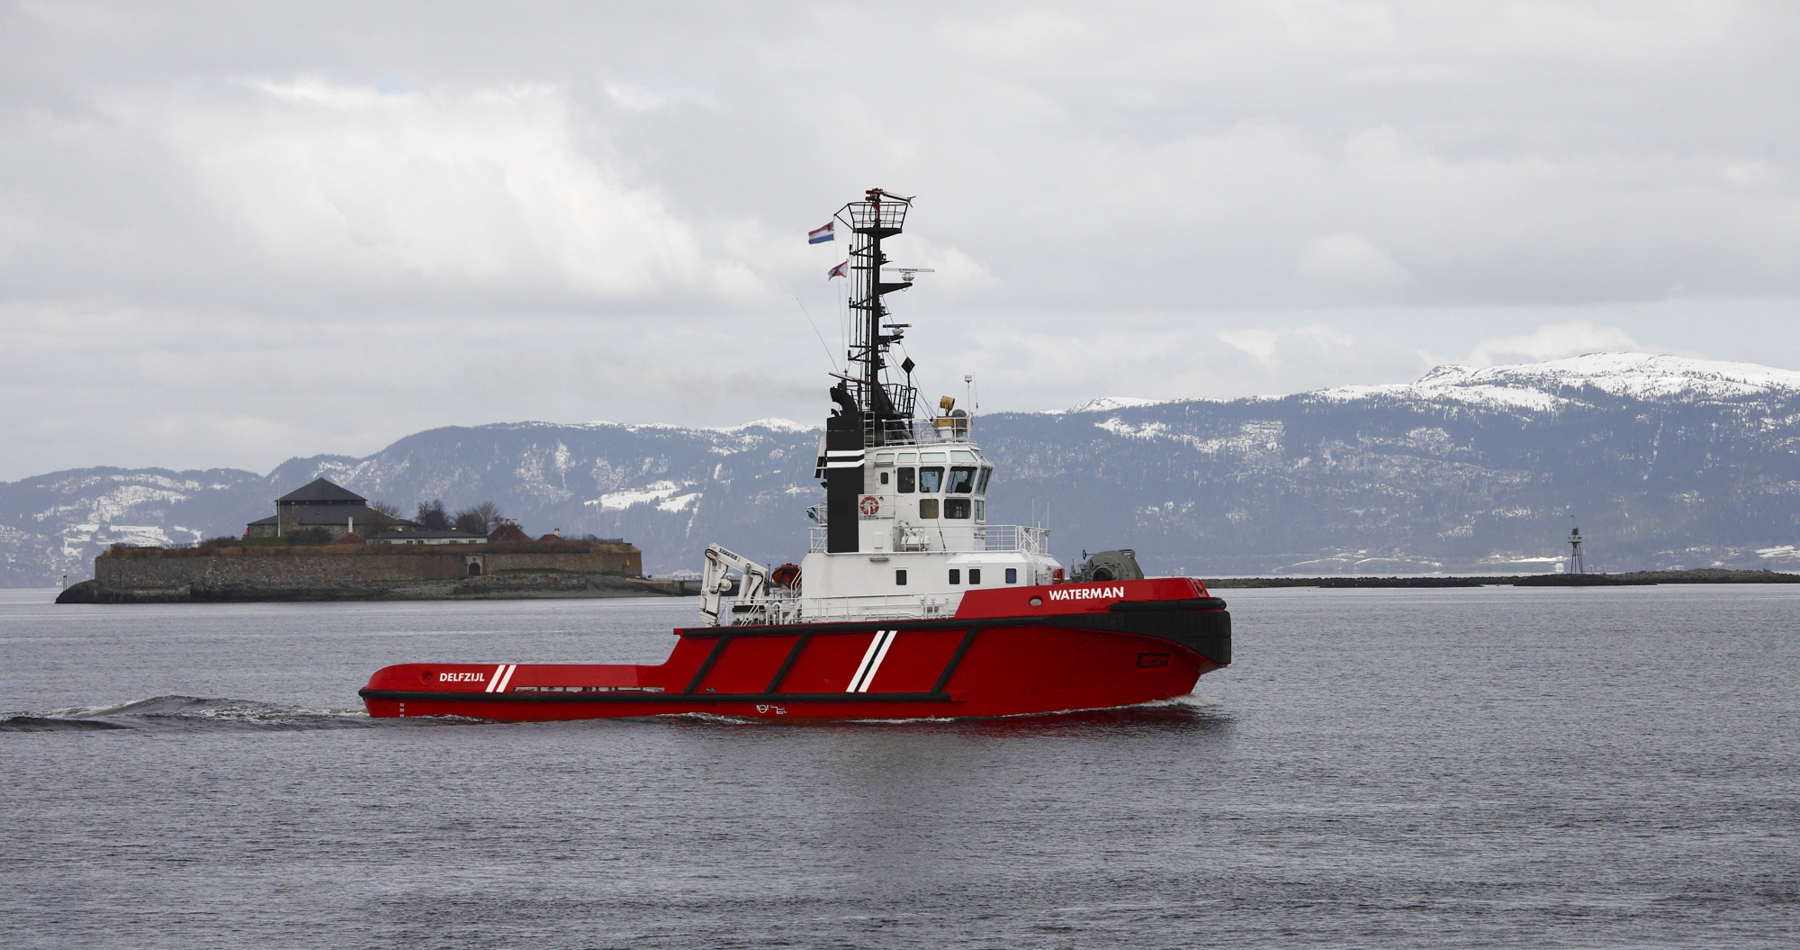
(1, 1, 1796, 479)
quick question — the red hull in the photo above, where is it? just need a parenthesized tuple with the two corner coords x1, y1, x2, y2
(360, 578, 1230, 721)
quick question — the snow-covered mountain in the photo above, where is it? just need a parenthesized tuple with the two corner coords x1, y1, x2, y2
(1319, 352, 1800, 409)
(6, 352, 1799, 585)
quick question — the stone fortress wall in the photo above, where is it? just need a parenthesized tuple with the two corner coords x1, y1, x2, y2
(80, 544, 690, 602)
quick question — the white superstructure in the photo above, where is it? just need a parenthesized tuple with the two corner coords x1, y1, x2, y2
(699, 188, 1061, 626)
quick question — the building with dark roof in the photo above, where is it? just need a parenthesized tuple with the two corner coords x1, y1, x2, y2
(245, 477, 416, 541)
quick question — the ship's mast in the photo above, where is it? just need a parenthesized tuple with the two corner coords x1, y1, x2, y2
(836, 188, 917, 447)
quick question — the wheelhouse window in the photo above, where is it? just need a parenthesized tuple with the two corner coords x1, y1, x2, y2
(974, 500, 985, 521)
(947, 467, 976, 493)
(976, 467, 992, 494)
(918, 498, 939, 519)
(895, 569, 908, 586)
(918, 467, 944, 493)
(948, 569, 960, 585)
(897, 467, 915, 493)
(945, 498, 971, 519)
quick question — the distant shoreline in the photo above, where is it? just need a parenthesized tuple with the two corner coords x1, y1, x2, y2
(1202, 569, 1800, 588)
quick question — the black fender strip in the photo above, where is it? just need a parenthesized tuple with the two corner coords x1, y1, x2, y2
(1109, 597, 1227, 612)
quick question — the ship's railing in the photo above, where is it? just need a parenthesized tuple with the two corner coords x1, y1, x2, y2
(869, 417, 974, 447)
(807, 523, 1047, 555)
(727, 587, 803, 627)
(982, 525, 1050, 555)
(725, 591, 949, 625)
(796, 593, 955, 623)
(841, 197, 909, 233)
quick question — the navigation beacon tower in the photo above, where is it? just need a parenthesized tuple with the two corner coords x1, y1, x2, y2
(1567, 526, 1585, 575)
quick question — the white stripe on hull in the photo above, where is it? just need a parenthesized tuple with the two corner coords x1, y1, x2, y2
(847, 630, 896, 693)
(859, 631, 896, 693)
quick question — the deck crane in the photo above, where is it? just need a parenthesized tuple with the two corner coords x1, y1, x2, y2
(700, 543, 772, 627)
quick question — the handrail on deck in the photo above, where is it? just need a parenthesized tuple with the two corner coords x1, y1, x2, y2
(808, 523, 1046, 555)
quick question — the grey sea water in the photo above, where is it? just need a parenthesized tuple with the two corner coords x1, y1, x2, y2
(1, 585, 1795, 949)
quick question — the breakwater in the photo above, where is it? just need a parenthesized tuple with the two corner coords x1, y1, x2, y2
(1203, 568, 1800, 588)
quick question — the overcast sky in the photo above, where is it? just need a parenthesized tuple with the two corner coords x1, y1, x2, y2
(2, 1, 1796, 480)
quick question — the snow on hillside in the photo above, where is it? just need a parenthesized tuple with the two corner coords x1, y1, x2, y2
(1315, 352, 1800, 410)
(1061, 396, 1164, 414)
(578, 418, 817, 433)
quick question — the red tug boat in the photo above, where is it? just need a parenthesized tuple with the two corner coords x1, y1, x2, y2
(360, 189, 1230, 721)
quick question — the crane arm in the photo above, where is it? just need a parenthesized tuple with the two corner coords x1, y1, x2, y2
(699, 543, 770, 627)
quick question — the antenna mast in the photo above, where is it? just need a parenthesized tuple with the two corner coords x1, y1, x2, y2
(835, 188, 918, 447)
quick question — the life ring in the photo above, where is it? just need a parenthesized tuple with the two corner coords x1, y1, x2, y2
(859, 495, 880, 516)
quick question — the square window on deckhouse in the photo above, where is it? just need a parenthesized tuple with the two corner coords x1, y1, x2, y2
(896, 569, 908, 586)
(919, 498, 939, 519)
(1006, 568, 1018, 584)
(945, 499, 971, 519)
(970, 568, 982, 585)
(949, 569, 960, 584)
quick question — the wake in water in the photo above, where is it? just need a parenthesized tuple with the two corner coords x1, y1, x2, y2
(3, 693, 1228, 733)
(0, 695, 378, 733)
(653, 691, 1228, 729)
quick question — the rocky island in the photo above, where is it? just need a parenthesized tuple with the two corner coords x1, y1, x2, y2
(58, 478, 692, 603)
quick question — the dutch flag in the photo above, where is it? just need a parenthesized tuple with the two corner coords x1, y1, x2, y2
(828, 261, 848, 279)
(808, 221, 835, 244)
